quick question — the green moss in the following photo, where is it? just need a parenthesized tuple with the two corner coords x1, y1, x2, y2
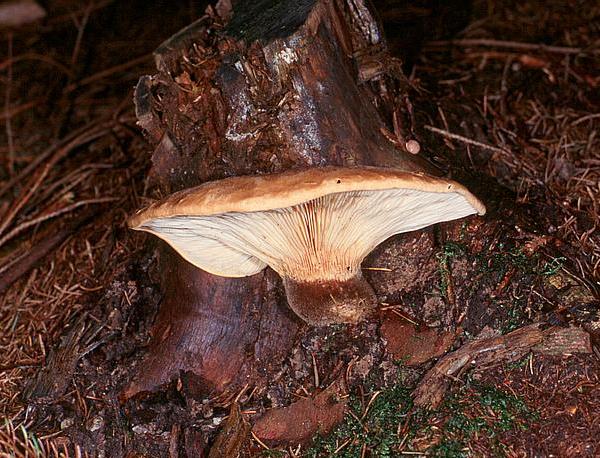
(539, 256, 566, 276)
(478, 245, 532, 276)
(500, 299, 527, 333)
(431, 440, 469, 457)
(431, 381, 534, 456)
(436, 241, 467, 298)
(306, 383, 413, 457)
(445, 412, 487, 434)
(306, 377, 535, 457)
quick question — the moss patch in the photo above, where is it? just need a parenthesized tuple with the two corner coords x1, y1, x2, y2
(306, 376, 535, 457)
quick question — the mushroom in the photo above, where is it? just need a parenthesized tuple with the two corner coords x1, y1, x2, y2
(129, 166, 485, 325)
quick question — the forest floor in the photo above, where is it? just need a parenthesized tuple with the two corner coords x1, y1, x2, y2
(0, 0, 598, 457)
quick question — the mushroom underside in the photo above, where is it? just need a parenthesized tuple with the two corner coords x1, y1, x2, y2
(137, 187, 479, 324)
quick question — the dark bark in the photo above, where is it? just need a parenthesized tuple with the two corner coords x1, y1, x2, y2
(122, 247, 298, 399)
(135, 0, 434, 193)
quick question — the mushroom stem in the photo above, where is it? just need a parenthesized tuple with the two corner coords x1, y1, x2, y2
(283, 272, 377, 326)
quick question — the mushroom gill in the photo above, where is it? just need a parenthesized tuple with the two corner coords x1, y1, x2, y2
(132, 168, 484, 326)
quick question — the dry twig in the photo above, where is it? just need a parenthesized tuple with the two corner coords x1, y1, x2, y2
(0, 213, 93, 294)
(423, 124, 510, 155)
(0, 118, 127, 199)
(4, 33, 14, 175)
(412, 324, 592, 409)
(426, 38, 600, 55)
(0, 197, 117, 249)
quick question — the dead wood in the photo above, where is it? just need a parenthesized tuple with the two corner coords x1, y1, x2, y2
(252, 378, 347, 445)
(124, 0, 433, 400)
(121, 247, 299, 400)
(207, 403, 251, 458)
(412, 323, 593, 409)
(0, 0, 597, 455)
(425, 38, 600, 56)
(23, 313, 108, 403)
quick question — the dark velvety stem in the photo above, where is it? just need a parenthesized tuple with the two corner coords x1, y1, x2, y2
(283, 273, 377, 326)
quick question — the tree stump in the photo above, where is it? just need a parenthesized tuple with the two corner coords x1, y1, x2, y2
(123, 0, 441, 400)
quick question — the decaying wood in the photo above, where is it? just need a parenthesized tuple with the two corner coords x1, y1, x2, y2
(125, 0, 432, 400)
(412, 323, 593, 409)
(252, 378, 347, 445)
(23, 313, 107, 402)
(380, 312, 457, 366)
(207, 403, 251, 458)
(122, 248, 299, 399)
(123, 6, 600, 453)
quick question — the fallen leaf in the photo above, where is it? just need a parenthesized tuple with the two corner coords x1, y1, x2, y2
(252, 379, 347, 444)
(381, 312, 456, 365)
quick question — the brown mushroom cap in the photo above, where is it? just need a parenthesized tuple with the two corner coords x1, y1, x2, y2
(129, 166, 485, 325)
